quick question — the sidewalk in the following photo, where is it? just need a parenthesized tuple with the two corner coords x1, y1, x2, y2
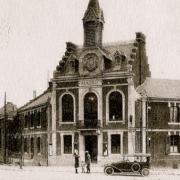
(0, 164, 180, 176)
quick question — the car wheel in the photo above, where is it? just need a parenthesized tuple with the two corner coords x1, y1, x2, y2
(131, 163, 141, 172)
(104, 167, 114, 176)
(141, 168, 150, 176)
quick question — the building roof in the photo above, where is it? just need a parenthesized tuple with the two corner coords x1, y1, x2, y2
(103, 41, 135, 61)
(0, 102, 18, 119)
(19, 90, 51, 112)
(137, 78, 180, 100)
(76, 41, 135, 61)
(83, 0, 104, 23)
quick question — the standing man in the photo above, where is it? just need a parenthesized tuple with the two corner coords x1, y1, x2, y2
(85, 151, 91, 173)
(74, 150, 80, 174)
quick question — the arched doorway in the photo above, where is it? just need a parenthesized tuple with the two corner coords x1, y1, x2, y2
(84, 92, 98, 121)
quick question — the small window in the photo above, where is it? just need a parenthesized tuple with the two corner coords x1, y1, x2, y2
(170, 106, 180, 123)
(170, 135, 180, 153)
(64, 135, 72, 154)
(24, 115, 28, 128)
(24, 138, 28, 153)
(31, 138, 34, 155)
(115, 56, 121, 65)
(111, 134, 121, 154)
(30, 113, 34, 127)
(0, 129, 1, 148)
(37, 137, 41, 154)
(37, 111, 41, 127)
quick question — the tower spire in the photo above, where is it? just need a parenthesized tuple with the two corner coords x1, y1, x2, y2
(83, 0, 104, 47)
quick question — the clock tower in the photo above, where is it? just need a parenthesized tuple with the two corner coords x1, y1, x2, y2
(83, 0, 104, 48)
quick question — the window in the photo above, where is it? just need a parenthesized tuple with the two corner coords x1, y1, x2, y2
(37, 137, 41, 154)
(170, 106, 180, 123)
(0, 129, 1, 148)
(30, 138, 34, 155)
(115, 56, 122, 65)
(84, 92, 98, 120)
(24, 115, 28, 128)
(109, 92, 123, 121)
(111, 134, 121, 154)
(64, 135, 72, 154)
(37, 111, 41, 127)
(62, 94, 74, 122)
(170, 135, 180, 153)
(24, 138, 28, 153)
(30, 113, 34, 127)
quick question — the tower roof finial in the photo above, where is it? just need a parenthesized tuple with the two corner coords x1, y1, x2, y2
(83, 0, 104, 23)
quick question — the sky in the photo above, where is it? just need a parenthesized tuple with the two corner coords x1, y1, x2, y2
(0, 0, 180, 107)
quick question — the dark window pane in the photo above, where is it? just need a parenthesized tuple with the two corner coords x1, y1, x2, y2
(170, 135, 179, 146)
(111, 134, 121, 154)
(62, 94, 74, 122)
(64, 135, 72, 154)
(109, 92, 123, 121)
(37, 137, 41, 153)
(24, 138, 27, 153)
(31, 138, 34, 154)
(84, 93, 98, 120)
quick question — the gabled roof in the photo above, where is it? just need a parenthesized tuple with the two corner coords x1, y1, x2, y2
(137, 78, 180, 100)
(19, 90, 51, 112)
(76, 40, 135, 60)
(103, 41, 135, 61)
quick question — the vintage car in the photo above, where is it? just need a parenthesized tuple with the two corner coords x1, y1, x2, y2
(104, 154, 151, 176)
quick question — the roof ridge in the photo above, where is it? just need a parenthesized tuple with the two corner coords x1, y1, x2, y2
(18, 89, 50, 111)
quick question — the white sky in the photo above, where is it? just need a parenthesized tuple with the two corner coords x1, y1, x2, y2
(0, 0, 180, 107)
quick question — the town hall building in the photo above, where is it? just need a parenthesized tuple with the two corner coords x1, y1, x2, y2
(9, 0, 179, 168)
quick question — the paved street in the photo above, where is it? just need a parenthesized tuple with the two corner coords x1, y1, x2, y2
(0, 165, 180, 180)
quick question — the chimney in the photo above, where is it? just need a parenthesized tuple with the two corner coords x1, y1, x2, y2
(33, 90, 37, 99)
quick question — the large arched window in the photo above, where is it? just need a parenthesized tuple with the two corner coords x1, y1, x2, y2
(109, 91, 123, 121)
(62, 94, 74, 122)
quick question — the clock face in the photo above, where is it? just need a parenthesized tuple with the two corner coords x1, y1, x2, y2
(83, 53, 98, 72)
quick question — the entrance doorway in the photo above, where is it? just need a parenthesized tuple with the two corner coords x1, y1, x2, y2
(85, 135, 98, 163)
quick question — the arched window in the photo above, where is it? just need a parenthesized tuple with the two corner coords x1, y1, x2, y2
(109, 91, 123, 121)
(62, 94, 74, 122)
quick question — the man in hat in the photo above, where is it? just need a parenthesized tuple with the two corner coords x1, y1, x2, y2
(85, 151, 91, 173)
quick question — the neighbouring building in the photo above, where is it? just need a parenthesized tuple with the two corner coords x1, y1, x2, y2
(137, 78, 180, 167)
(8, 0, 180, 168)
(0, 102, 18, 163)
(18, 90, 51, 165)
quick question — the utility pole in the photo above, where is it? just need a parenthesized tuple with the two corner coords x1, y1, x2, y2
(19, 114, 23, 169)
(3, 92, 7, 164)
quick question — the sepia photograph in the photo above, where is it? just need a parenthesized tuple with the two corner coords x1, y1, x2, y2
(0, 0, 180, 179)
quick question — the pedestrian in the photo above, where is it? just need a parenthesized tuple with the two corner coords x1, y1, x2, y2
(74, 150, 80, 174)
(85, 151, 91, 173)
(81, 161, 86, 173)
